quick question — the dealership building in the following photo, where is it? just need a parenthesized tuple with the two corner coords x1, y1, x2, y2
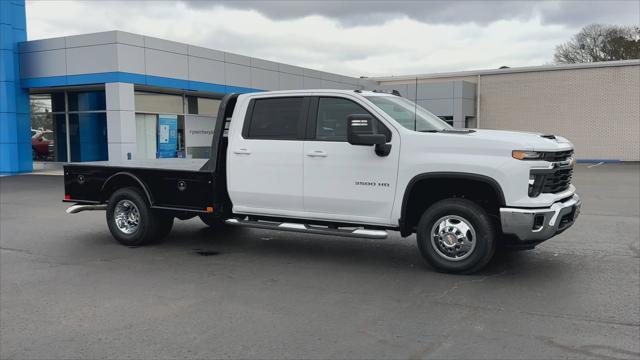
(2, 1, 639, 174)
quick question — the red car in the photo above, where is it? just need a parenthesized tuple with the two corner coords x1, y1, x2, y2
(32, 130, 54, 160)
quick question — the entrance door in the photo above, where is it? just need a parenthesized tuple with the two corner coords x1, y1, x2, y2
(303, 97, 400, 225)
(227, 96, 308, 217)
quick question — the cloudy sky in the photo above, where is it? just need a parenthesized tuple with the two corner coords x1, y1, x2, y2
(25, 0, 640, 77)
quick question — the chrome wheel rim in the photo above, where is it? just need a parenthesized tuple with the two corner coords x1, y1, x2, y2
(114, 199, 140, 235)
(430, 215, 476, 261)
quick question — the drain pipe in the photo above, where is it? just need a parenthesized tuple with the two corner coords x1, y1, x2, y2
(476, 74, 481, 128)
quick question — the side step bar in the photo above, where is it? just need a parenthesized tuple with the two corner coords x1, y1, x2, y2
(66, 204, 107, 214)
(225, 218, 388, 239)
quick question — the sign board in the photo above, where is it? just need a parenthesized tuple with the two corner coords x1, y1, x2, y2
(185, 115, 216, 147)
(157, 115, 177, 158)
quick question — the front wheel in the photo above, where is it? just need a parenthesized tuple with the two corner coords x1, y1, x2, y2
(416, 198, 496, 274)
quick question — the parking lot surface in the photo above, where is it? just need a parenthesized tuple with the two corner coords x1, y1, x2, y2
(1, 164, 639, 359)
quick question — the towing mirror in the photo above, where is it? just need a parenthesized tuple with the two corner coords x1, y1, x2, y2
(347, 114, 386, 146)
(347, 114, 391, 157)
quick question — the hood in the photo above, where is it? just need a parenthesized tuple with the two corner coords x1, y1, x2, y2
(462, 129, 573, 151)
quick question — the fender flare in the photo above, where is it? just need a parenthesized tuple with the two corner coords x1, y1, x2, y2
(100, 172, 154, 205)
(398, 172, 506, 236)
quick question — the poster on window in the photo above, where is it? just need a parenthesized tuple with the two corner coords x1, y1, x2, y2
(184, 115, 216, 147)
(157, 115, 177, 158)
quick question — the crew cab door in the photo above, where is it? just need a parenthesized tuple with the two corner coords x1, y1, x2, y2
(303, 96, 400, 225)
(227, 96, 309, 216)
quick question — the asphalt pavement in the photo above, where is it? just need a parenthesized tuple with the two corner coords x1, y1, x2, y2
(1, 163, 639, 359)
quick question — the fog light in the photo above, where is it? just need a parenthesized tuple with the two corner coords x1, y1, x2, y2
(533, 214, 544, 231)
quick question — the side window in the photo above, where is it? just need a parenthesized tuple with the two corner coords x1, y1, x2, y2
(315, 97, 391, 142)
(316, 98, 366, 141)
(246, 97, 306, 140)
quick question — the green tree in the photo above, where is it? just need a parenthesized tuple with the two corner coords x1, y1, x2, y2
(554, 24, 640, 63)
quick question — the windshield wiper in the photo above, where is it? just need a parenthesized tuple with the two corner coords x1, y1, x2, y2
(418, 129, 441, 133)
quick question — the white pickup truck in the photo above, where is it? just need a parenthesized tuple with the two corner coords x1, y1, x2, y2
(63, 89, 581, 273)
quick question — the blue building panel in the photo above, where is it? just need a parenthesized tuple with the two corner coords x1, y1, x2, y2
(16, 112, 30, 142)
(0, 24, 13, 49)
(11, 1, 27, 31)
(188, 80, 227, 93)
(0, 0, 30, 174)
(0, 112, 18, 143)
(0, 1, 12, 26)
(0, 49, 15, 82)
(22, 71, 264, 95)
(0, 143, 19, 172)
(0, 80, 16, 112)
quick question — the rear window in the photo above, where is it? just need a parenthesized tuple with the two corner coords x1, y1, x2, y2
(246, 97, 306, 140)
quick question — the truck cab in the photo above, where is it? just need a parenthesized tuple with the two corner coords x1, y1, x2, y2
(63, 89, 581, 274)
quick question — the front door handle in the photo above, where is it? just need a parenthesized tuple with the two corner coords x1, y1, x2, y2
(306, 150, 327, 158)
(233, 148, 251, 155)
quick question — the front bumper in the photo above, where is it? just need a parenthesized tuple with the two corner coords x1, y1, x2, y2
(500, 194, 581, 242)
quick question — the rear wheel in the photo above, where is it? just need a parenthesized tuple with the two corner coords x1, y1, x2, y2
(106, 187, 158, 246)
(416, 198, 496, 274)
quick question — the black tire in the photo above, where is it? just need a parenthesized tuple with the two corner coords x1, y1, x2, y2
(106, 187, 158, 246)
(416, 198, 496, 274)
(198, 213, 227, 228)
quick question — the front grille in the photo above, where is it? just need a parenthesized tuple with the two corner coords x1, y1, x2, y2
(529, 150, 574, 196)
(542, 150, 573, 162)
(541, 167, 573, 193)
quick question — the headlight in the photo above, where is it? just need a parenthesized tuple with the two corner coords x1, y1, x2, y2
(512, 150, 542, 160)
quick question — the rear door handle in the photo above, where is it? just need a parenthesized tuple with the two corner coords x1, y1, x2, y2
(306, 150, 327, 158)
(233, 148, 251, 155)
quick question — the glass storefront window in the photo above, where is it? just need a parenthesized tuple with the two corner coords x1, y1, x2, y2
(68, 113, 108, 162)
(30, 89, 107, 163)
(187, 96, 221, 116)
(67, 90, 106, 112)
(135, 92, 220, 159)
(30, 93, 65, 113)
(135, 92, 184, 114)
(31, 112, 68, 162)
(52, 113, 67, 162)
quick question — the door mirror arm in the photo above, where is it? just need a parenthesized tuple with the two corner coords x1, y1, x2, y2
(375, 143, 392, 157)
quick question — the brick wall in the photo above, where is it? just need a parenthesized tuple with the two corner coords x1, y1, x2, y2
(478, 65, 639, 161)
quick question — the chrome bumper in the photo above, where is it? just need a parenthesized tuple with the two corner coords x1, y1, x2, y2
(500, 194, 581, 242)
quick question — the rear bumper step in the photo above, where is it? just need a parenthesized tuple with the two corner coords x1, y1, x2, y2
(225, 218, 388, 239)
(66, 204, 108, 214)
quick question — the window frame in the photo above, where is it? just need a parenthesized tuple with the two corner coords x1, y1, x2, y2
(242, 96, 310, 141)
(306, 96, 391, 143)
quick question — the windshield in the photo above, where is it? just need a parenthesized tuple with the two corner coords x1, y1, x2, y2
(364, 95, 453, 132)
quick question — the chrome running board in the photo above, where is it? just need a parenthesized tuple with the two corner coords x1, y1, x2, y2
(225, 218, 388, 239)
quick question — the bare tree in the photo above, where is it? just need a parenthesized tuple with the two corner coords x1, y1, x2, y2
(554, 24, 640, 63)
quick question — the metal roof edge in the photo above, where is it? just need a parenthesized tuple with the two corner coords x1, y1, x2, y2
(369, 60, 640, 82)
